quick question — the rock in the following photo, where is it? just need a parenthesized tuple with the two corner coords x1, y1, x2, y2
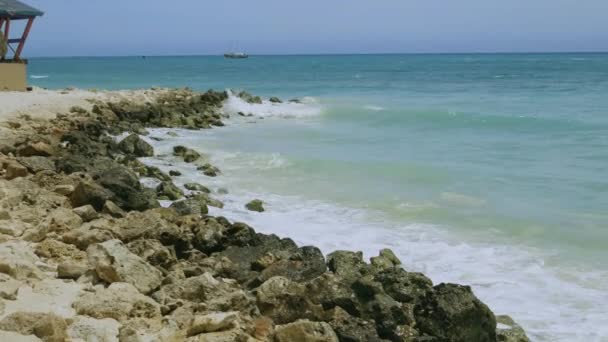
(0, 240, 44, 280)
(184, 183, 211, 193)
(127, 239, 176, 269)
(496, 315, 530, 342)
(415, 283, 497, 342)
(269, 97, 282, 103)
(95, 166, 159, 211)
(188, 193, 224, 209)
(57, 262, 89, 280)
(87, 239, 163, 294)
(118, 134, 154, 157)
(156, 181, 184, 200)
(1, 279, 84, 319)
(16, 157, 55, 173)
(238, 91, 263, 105)
(69, 106, 88, 114)
(169, 170, 182, 176)
(326, 306, 384, 342)
(197, 163, 220, 177)
(34, 239, 87, 265)
(102, 200, 126, 218)
(51, 185, 74, 196)
(217, 188, 228, 195)
(73, 282, 161, 322)
(17, 142, 53, 157)
(326, 250, 371, 284)
(256, 276, 323, 324)
(72, 205, 98, 222)
(370, 248, 401, 270)
(245, 199, 264, 212)
(4, 160, 28, 180)
(187, 312, 238, 336)
(0, 330, 41, 341)
(0, 273, 22, 300)
(67, 316, 120, 342)
(173, 146, 201, 163)
(0, 312, 68, 342)
(375, 267, 433, 304)
(170, 198, 209, 216)
(70, 179, 114, 211)
(274, 320, 339, 342)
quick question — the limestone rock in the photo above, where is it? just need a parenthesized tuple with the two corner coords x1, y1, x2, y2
(0, 240, 44, 280)
(118, 134, 154, 157)
(16, 157, 56, 173)
(4, 160, 28, 180)
(245, 199, 264, 212)
(1, 279, 85, 319)
(17, 142, 53, 157)
(102, 200, 126, 218)
(0, 273, 22, 300)
(0, 312, 68, 342)
(0, 330, 42, 341)
(326, 306, 384, 342)
(71, 179, 114, 211)
(72, 205, 98, 222)
(170, 198, 209, 216)
(274, 319, 339, 342)
(57, 262, 89, 280)
(87, 239, 163, 294)
(67, 316, 120, 342)
(187, 312, 238, 336)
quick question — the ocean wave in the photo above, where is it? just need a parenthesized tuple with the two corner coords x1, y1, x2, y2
(364, 105, 385, 111)
(30, 75, 49, 79)
(222, 90, 323, 118)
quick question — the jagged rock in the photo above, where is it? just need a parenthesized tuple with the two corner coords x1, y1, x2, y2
(415, 283, 497, 342)
(187, 312, 239, 336)
(73, 282, 161, 322)
(370, 248, 401, 270)
(274, 319, 339, 342)
(184, 183, 210, 193)
(51, 185, 74, 196)
(0, 312, 68, 342)
(326, 250, 372, 284)
(17, 142, 53, 157)
(269, 97, 282, 103)
(22, 207, 83, 242)
(245, 199, 264, 212)
(72, 205, 98, 222)
(375, 267, 433, 304)
(157, 181, 184, 200)
(87, 239, 163, 294)
(70, 179, 114, 211)
(188, 193, 224, 209)
(173, 146, 201, 163)
(197, 163, 220, 177)
(0, 273, 22, 300)
(3, 160, 28, 180)
(95, 166, 159, 211)
(256, 246, 327, 284)
(34, 239, 87, 264)
(256, 276, 324, 324)
(0, 240, 44, 280)
(16, 157, 56, 173)
(170, 198, 209, 216)
(238, 91, 263, 105)
(496, 315, 530, 342)
(127, 239, 176, 269)
(57, 262, 89, 280)
(326, 306, 384, 342)
(67, 316, 120, 342)
(118, 134, 154, 157)
(102, 200, 126, 218)
(169, 170, 182, 176)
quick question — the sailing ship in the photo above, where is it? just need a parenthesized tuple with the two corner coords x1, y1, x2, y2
(224, 52, 248, 59)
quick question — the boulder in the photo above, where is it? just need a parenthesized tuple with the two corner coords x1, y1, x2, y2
(197, 163, 220, 177)
(0, 240, 44, 280)
(415, 283, 497, 342)
(118, 134, 154, 157)
(95, 166, 159, 211)
(173, 146, 201, 163)
(370, 248, 401, 271)
(184, 183, 210, 193)
(57, 262, 89, 280)
(326, 250, 371, 284)
(73, 282, 161, 322)
(187, 312, 239, 336)
(72, 205, 98, 222)
(0, 312, 67, 342)
(169, 170, 182, 176)
(496, 315, 530, 342)
(156, 181, 184, 200)
(188, 193, 224, 209)
(170, 198, 209, 216)
(245, 199, 264, 212)
(87, 239, 163, 294)
(70, 179, 114, 211)
(4, 160, 28, 180)
(269, 96, 282, 103)
(102, 200, 126, 218)
(17, 142, 53, 157)
(16, 157, 56, 173)
(326, 306, 384, 342)
(256, 276, 324, 324)
(67, 316, 120, 342)
(274, 319, 339, 342)
(375, 267, 433, 304)
(0, 273, 22, 300)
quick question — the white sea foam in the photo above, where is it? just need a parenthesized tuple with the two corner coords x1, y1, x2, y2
(30, 75, 49, 79)
(222, 90, 322, 118)
(364, 105, 385, 111)
(141, 126, 608, 342)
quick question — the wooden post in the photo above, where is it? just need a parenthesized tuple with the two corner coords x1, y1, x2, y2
(1, 18, 8, 60)
(14, 17, 34, 60)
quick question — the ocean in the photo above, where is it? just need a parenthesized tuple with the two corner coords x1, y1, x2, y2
(29, 54, 608, 341)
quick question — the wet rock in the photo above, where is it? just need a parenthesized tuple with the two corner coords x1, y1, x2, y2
(245, 199, 264, 212)
(415, 283, 497, 342)
(496, 315, 530, 342)
(184, 182, 211, 193)
(169, 170, 182, 176)
(73, 282, 161, 322)
(256, 276, 324, 324)
(274, 319, 339, 342)
(0, 312, 68, 342)
(370, 248, 401, 270)
(118, 134, 154, 157)
(238, 91, 263, 105)
(197, 163, 220, 177)
(187, 311, 239, 336)
(156, 181, 184, 200)
(16, 157, 55, 173)
(326, 250, 372, 284)
(170, 198, 209, 216)
(72, 205, 98, 222)
(87, 239, 163, 294)
(188, 193, 224, 209)
(144, 165, 171, 181)
(173, 145, 201, 163)
(375, 267, 433, 304)
(269, 96, 282, 103)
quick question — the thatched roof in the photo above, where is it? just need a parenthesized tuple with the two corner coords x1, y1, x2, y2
(0, 0, 43, 18)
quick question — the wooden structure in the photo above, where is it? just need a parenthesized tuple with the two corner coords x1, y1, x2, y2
(0, 0, 42, 91)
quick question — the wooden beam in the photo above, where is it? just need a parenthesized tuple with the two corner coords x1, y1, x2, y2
(14, 17, 34, 60)
(1, 18, 8, 60)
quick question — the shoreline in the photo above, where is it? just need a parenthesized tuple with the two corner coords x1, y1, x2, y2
(0, 88, 528, 341)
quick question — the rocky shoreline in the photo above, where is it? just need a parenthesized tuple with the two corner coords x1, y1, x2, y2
(0, 88, 529, 341)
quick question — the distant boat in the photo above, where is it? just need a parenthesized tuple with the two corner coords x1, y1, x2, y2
(224, 52, 248, 59)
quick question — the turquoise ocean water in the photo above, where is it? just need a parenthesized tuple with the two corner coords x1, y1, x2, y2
(29, 54, 608, 341)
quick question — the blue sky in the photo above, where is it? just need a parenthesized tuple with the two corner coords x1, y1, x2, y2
(17, 0, 608, 56)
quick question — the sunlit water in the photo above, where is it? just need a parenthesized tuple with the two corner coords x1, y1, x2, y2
(32, 54, 608, 341)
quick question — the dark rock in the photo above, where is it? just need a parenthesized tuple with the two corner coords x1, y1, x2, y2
(118, 134, 154, 157)
(326, 306, 384, 342)
(17, 156, 56, 173)
(197, 163, 220, 177)
(156, 181, 184, 200)
(170, 198, 209, 216)
(415, 283, 497, 342)
(256, 277, 324, 325)
(184, 182, 210, 193)
(496, 315, 530, 342)
(375, 267, 433, 304)
(96, 166, 159, 211)
(102, 200, 127, 218)
(188, 193, 224, 208)
(269, 96, 282, 103)
(245, 199, 264, 212)
(327, 250, 372, 284)
(169, 170, 182, 176)
(71, 179, 114, 211)
(173, 145, 201, 163)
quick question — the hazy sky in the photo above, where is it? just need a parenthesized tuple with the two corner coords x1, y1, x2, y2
(16, 0, 608, 56)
